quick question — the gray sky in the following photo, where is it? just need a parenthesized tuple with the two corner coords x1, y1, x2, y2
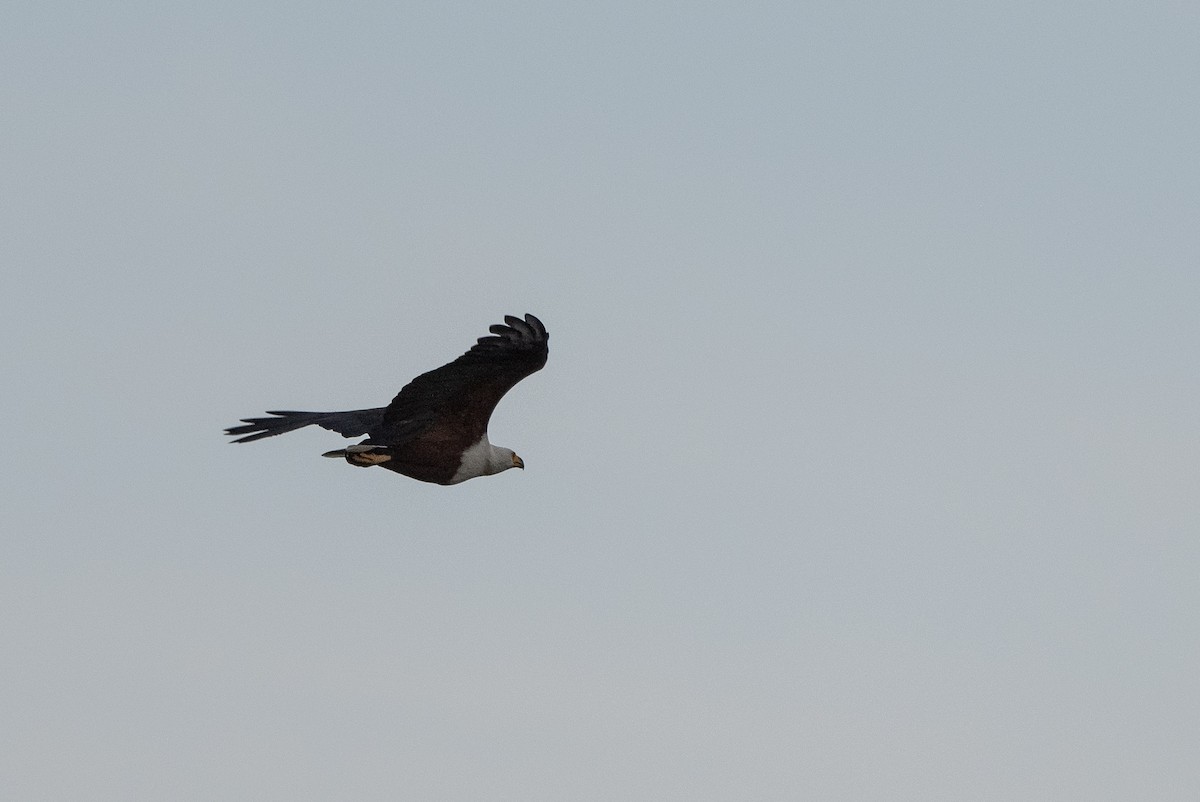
(3, 3, 1198, 799)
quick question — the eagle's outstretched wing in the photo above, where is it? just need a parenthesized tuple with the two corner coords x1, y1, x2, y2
(225, 408, 385, 444)
(374, 314, 549, 444)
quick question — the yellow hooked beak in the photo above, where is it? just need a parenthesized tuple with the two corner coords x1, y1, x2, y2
(512, 453, 525, 470)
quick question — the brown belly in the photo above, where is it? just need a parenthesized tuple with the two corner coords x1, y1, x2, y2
(376, 438, 463, 485)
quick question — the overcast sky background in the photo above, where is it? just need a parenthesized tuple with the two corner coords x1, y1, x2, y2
(3, 3, 1198, 800)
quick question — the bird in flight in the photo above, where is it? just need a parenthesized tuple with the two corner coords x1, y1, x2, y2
(225, 313, 548, 485)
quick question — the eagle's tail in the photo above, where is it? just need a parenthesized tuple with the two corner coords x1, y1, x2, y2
(321, 444, 393, 467)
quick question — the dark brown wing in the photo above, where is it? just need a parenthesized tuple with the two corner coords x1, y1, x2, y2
(372, 314, 548, 445)
(225, 408, 386, 443)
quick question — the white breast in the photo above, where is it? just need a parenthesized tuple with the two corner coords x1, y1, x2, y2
(449, 435, 502, 484)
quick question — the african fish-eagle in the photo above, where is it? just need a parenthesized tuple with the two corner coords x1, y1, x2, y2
(225, 313, 548, 485)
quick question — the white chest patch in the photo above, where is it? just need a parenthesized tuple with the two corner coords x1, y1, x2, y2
(450, 436, 497, 484)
